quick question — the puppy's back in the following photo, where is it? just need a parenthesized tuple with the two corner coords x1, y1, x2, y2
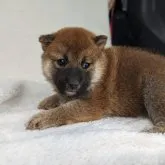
(105, 46, 165, 75)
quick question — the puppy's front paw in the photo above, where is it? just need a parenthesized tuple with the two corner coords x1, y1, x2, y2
(38, 95, 60, 110)
(26, 112, 57, 130)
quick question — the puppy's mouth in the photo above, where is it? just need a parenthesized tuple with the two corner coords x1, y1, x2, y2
(65, 85, 81, 96)
(65, 90, 77, 96)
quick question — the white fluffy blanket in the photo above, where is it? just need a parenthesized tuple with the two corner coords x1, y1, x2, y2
(1, 79, 165, 165)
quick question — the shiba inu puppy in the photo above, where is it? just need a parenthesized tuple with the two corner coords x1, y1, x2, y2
(27, 27, 165, 133)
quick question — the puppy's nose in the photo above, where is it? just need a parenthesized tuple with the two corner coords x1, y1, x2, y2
(68, 80, 80, 90)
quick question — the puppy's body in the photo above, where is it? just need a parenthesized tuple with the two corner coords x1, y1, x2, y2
(105, 47, 165, 118)
(27, 27, 165, 133)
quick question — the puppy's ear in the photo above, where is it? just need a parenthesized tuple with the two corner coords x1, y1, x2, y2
(39, 34, 55, 51)
(93, 35, 107, 49)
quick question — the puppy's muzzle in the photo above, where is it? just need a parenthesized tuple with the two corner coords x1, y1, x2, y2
(66, 79, 80, 91)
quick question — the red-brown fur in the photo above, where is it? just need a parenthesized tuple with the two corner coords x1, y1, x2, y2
(26, 27, 165, 133)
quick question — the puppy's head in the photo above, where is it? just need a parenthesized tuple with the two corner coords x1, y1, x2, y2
(39, 27, 107, 98)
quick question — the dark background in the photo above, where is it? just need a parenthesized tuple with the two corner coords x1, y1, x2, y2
(110, 0, 165, 55)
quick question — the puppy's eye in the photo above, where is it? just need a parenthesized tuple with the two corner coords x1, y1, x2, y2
(81, 61, 90, 69)
(56, 58, 68, 67)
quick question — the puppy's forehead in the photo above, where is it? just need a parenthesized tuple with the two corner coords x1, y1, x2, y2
(54, 28, 95, 52)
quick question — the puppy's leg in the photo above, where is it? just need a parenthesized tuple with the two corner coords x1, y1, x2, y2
(143, 76, 165, 133)
(27, 99, 105, 130)
(38, 94, 60, 110)
(145, 122, 165, 133)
